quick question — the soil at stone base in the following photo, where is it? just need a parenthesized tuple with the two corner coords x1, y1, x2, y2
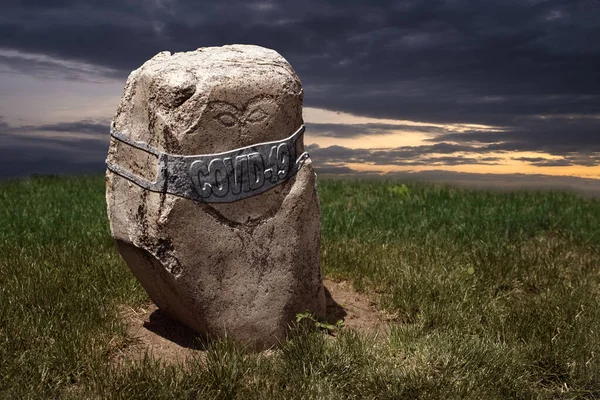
(115, 279, 391, 366)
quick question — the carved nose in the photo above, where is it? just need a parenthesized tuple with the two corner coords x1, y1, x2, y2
(239, 122, 257, 139)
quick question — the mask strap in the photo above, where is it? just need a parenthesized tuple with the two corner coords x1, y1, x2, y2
(106, 124, 310, 202)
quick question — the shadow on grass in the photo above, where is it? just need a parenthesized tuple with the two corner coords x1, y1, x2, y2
(324, 285, 348, 324)
(143, 309, 208, 350)
(140, 285, 349, 350)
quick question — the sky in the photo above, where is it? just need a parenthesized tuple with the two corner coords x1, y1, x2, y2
(1, 0, 599, 191)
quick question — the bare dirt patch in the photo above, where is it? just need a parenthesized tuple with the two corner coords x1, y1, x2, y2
(323, 279, 390, 334)
(117, 279, 389, 364)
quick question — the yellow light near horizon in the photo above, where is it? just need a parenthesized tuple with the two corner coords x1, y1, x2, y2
(303, 107, 441, 127)
(303, 107, 501, 132)
(302, 107, 600, 180)
(305, 131, 432, 149)
(303, 107, 504, 151)
(345, 162, 600, 179)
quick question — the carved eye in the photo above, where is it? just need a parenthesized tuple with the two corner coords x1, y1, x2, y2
(246, 108, 268, 123)
(215, 112, 238, 127)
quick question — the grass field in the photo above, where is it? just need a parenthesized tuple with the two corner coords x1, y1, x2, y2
(1, 175, 600, 399)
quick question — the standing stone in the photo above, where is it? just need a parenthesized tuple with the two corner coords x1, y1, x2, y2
(105, 45, 325, 349)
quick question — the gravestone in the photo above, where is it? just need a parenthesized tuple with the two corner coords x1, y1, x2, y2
(105, 45, 325, 349)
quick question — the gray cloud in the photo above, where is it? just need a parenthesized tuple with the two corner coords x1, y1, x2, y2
(306, 122, 447, 138)
(31, 120, 110, 135)
(512, 157, 573, 167)
(0, 51, 120, 81)
(308, 143, 502, 167)
(513, 153, 600, 167)
(0, 118, 109, 179)
(2, 119, 111, 137)
(429, 116, 600, 155)
(308, 141, 597, 168)
(0, 1, 598, 111)
(2, 0, 600, 182)
(0, 0, 599, 159)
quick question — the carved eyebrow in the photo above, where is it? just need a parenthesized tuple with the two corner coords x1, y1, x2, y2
(244, 94, 276, 108)
(244, 107, 269, 123)
(206, 100, 242, 114)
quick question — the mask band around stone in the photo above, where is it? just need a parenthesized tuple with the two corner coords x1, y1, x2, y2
(106, 123, 310, 203)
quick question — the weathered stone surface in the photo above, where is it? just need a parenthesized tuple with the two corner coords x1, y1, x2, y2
(105, 45, 325, 349)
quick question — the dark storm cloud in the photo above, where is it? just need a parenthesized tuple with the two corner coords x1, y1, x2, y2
(0, 119, 109, 179)
(309, 142, 482, 160)
(513, 157, 550, 163)
(0, 0, 599, 174)
(308, 143, 503, 167)
(430, 116, 600, 155)
(564, 153, 600, 166)
(308, 141, 596, 168)
(514, 157, 574, 166)
(1, 1, 598, 119)
(513, 153, 600, 167)
(0, 0, 169, 72)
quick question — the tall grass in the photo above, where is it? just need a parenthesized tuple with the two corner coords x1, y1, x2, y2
(1, 175, 599, 399)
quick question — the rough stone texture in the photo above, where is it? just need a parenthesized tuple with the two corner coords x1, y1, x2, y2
(105, 45, 325, 350)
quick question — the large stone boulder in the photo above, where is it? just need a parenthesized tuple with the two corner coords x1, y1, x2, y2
(105, 45, 325, 349)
